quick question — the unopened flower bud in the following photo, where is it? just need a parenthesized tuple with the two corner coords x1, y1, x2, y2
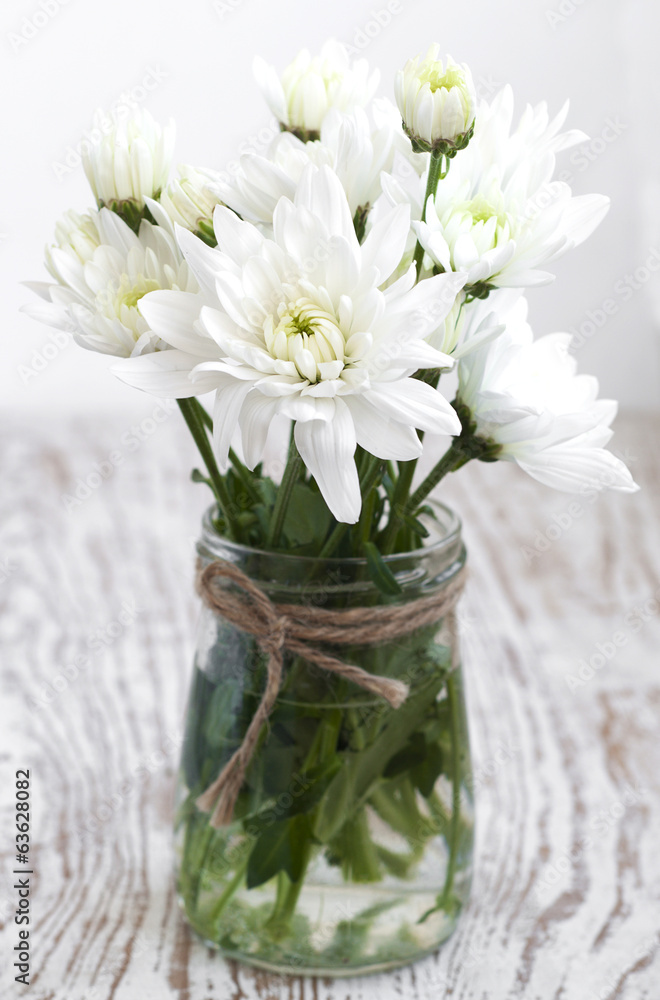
(395, 47, 476, 155)
(254, 40, 379, 142)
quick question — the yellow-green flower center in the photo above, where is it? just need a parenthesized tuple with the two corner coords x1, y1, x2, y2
(466, 195, 509, 229)
(113, 274, 162, 312)
(418, 63, 465, 94)
(264, 298, 346, 382)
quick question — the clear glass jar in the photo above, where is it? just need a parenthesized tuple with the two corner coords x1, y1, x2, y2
(175, 503, 473, 976)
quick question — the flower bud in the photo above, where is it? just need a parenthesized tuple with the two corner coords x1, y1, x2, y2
(82, 109, 175, 219)
(395, 47, 476, 155)
(159, 165, 222, 244)
(253, 40, 379, 142)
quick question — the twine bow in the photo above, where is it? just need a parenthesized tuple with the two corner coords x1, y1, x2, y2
(195, 558, 466, 827)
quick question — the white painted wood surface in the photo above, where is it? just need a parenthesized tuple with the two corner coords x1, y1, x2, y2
(1, 411, 659, 1000)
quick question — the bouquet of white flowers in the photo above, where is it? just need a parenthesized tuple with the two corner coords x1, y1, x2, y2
(24, 40, 637, 976)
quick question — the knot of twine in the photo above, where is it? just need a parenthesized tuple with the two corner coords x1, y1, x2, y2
(195, 558, 466, 828)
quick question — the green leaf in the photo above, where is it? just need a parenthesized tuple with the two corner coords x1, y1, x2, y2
(246, 813, 314, 888)
(281, 481, 332, 547)
(411, 740, 445, 797)
(244, 756, 341, 832)
(383, 733, 429, 780)
(400, 511, 430, 539)
(364, 541, 402, 596)
(383, 731, 446, 797)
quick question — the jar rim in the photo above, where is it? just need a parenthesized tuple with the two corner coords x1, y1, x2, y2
(199, 499, 462, 568)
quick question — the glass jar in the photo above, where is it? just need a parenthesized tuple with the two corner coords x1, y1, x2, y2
(175, 502, 473, 976)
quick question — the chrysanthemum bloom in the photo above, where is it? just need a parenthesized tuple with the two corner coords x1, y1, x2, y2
(254, 40, 379, 141)
(456, 296, 638, 493)
(116, 165, 467, 521)
(395, 47, 476, 155)
(389, 86, 609, 295)
(82, 109, 175, 229)
(23, 207, 196, 357)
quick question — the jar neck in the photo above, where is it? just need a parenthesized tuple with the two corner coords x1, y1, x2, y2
(197, 501, 465, 606)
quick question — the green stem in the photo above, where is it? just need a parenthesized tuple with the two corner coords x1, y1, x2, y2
(208, 854, 249, 926)
(369, 785, 423, 842)
(190, 398, 260, 504)
(380, 438, 468, 555)
(380, 371, 442, 555)
(334, 808, 382, 883)
(418, 673, 463, 924)
(266, 862, 310, 939)
(413, 152, 447, 279)
(177, 399, 237, 539)
(228, 449, 261, 503)
(406, 440, 471, 513)
(266, 436, 302, 548)
(193, 398, 213, 432)
(440, 674, 462, 901)
(379, 458, 417, 555)
(357, 481, 377, 547)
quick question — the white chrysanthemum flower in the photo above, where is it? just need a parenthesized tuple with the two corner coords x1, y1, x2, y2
(116, 165, 467, 521)
(157, 164, 223, 242)
(395, 47, 476, 154)
(82, 108, 175, 211)
(410, 86, 609, 291)
(253, 40, 379, 139)
(456, 296, 638, 493)
(23, 207, 197, 357)
(210, 107, 398, 235)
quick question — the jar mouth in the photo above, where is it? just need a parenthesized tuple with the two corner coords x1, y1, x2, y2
(199, 499, 462, 568)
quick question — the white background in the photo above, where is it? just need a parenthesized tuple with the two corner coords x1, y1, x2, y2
(2, 0, 659, 416)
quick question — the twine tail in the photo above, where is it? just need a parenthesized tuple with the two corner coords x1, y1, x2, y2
(196, 644, 285, 828)
(287, 639, 410, 708)
(195, 749, 245, 826)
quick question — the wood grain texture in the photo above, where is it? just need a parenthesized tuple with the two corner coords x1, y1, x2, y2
(1, 410, 659, 1000)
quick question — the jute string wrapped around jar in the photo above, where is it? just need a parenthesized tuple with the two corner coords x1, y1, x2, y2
(195, 558, 467, 828)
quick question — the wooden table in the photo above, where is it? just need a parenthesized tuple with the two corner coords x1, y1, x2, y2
(2, 411, 659, 1000)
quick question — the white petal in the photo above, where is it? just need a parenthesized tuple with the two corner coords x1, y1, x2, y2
(384, 271, 468, 340)
(346, 395, 422, 461)
(294, 397, 361, 522)
(237, 392, 283, 469)
(253, 55, 287, 122)
(360, 203, 411, 281)
(295, 164, 357, 247)
(144, 196, 176, 238)
(112, 350, 206, 397)
(138, 290, 209, 355)
(212, 378, 254, 471)
(21, 299, 74, 332)
(176, 226, 224, 297)
(365, 379, 461, 436)
(23, 280, 56, 301)
(516, 446, 639, 494)
(213, 205, 266, 265)
(559, 193, 610, 249)
(97, 208, 141, 255)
